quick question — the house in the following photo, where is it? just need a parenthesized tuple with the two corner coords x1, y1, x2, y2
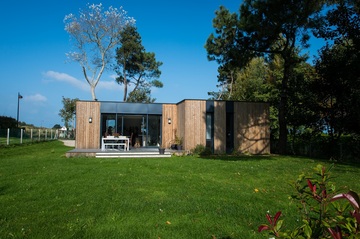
(75, 99, 270, 154)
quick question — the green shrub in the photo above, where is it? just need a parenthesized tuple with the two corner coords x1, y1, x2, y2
(190, 144, 212, 156)
(258, 164, 360, 238)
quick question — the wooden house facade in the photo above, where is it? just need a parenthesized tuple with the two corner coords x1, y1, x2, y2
(75, 99, 270, 154)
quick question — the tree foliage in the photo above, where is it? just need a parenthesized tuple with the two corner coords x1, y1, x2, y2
(115, 25, 163, 102)
(206, 0, 325, 154)
(205, 6, 252, 99)
(64, 3, 135, 100)
(58, 97, 79, 128)
(309, 0, 360, 157)
(127, 87, 156, 103)
(231, 57, 270, 102)
(205, 0, 360, 158)
(52, 124, 62, 129)
(315, 41, 360, 136)
(0, 116, 17, 129)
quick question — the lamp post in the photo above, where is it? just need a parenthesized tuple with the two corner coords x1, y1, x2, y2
(17, 92, 23, 128)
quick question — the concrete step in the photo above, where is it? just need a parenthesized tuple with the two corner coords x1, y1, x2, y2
(95, 152, 172, 158)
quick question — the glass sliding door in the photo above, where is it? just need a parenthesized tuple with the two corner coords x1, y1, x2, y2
(226, 113, 234, 153)
(101, 113, 162, 148)
(121, 115, 142, 147)
(101, 114, 116, 137)
(116, 115, 123, 135)
(147, 115, 162, 146)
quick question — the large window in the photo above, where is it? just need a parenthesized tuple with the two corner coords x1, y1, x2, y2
(226, 113, 234, 153)
(101, 114, 116, 136)
(206, 113, 213, 140)
(147, 115, 162, 146)
(206, 113, 214, 152)
(101, 113, 161, 147)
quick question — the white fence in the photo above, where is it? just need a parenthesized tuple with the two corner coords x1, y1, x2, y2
(0, 128, 68, 145)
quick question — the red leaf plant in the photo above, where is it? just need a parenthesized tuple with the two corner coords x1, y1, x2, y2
(258, 211, 282, 237)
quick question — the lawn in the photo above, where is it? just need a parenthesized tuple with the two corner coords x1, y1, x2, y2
(0, 141, 359, 239)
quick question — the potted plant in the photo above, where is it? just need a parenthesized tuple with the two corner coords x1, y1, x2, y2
(158, 147, 165, 154)
(175, 135, 183, 150)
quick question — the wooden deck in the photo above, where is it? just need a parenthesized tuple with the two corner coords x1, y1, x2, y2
(66, 147, 175, 158)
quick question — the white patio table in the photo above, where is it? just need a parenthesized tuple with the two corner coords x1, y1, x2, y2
(101, 136, 130, 151)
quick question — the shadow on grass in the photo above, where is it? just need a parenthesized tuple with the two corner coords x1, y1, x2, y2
(197, 153, 360, 167)
(0, 185, 9, 196)
(197, 154, 277, 162)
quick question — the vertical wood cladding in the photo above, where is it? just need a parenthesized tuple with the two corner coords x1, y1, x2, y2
(75, 100, 270, 154)
(181, 100, 206, 151)
(177, 101, 186, 148)
(163, 100, 269, 154)
(234, 102, 270, 154)
(75, 101, 101, 149)
(163, 101, 206, 151)
(161, 104, 177, 148)
(214, 101, 226, 153)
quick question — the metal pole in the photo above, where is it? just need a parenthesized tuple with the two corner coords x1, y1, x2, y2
(7, 128, 10, 145)
(17, 92, 23, 128)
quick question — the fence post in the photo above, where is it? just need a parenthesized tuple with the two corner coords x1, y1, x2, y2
(39, 129, 40, 141)
(7, 128, 10, 145)
(31, 129, 33, 141)
(45, 129, 47, 141)
(20, 128, 23, 144)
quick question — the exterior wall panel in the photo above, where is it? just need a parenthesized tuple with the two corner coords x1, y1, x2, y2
(76, 101, 101, 149)
(177, 101, 186, 148)
(234, 102, 270, 154)
(214, 101, 226, 153)
(161, 104, 177, 148)
(74, 100, 270, 154)
(182, 100, 206, 151)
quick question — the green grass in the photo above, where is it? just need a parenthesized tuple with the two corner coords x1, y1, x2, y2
(0, 141, 359, 239)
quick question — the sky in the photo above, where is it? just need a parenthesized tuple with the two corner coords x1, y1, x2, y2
(0, 0, 324, 128)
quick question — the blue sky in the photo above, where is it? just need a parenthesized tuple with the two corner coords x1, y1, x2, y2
(0, 0, 324, 128)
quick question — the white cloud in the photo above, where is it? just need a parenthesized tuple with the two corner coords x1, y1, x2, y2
(108, 74, 118, 80)
(25, 93, 47, 102)
(43, 71, 89, 91)
(97, 80, 122, 90)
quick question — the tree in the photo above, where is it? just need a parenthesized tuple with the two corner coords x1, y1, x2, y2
(64, 3, 135, 100)
(314, 0, 360, 47)
(59, 97, 79, 128)
(115, 25, 163, 102)
(206, 0, 324, 154)
(231, 57, 270, 102)
(315, 42, 360, 136)
(52, 124, 62, 129)
(127, 86, 156, 103)
(205, 6, 251, 100)
(285, 62, 319, 153)
(0, 116, 17, 129)
(310, 0, 360, 157)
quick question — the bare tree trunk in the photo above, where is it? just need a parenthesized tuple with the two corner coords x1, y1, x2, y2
(90, 85, 97, 101)
(278, 58, 290, 155)
(123, 68, 128, 102)
(83, 66, 98, 101)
